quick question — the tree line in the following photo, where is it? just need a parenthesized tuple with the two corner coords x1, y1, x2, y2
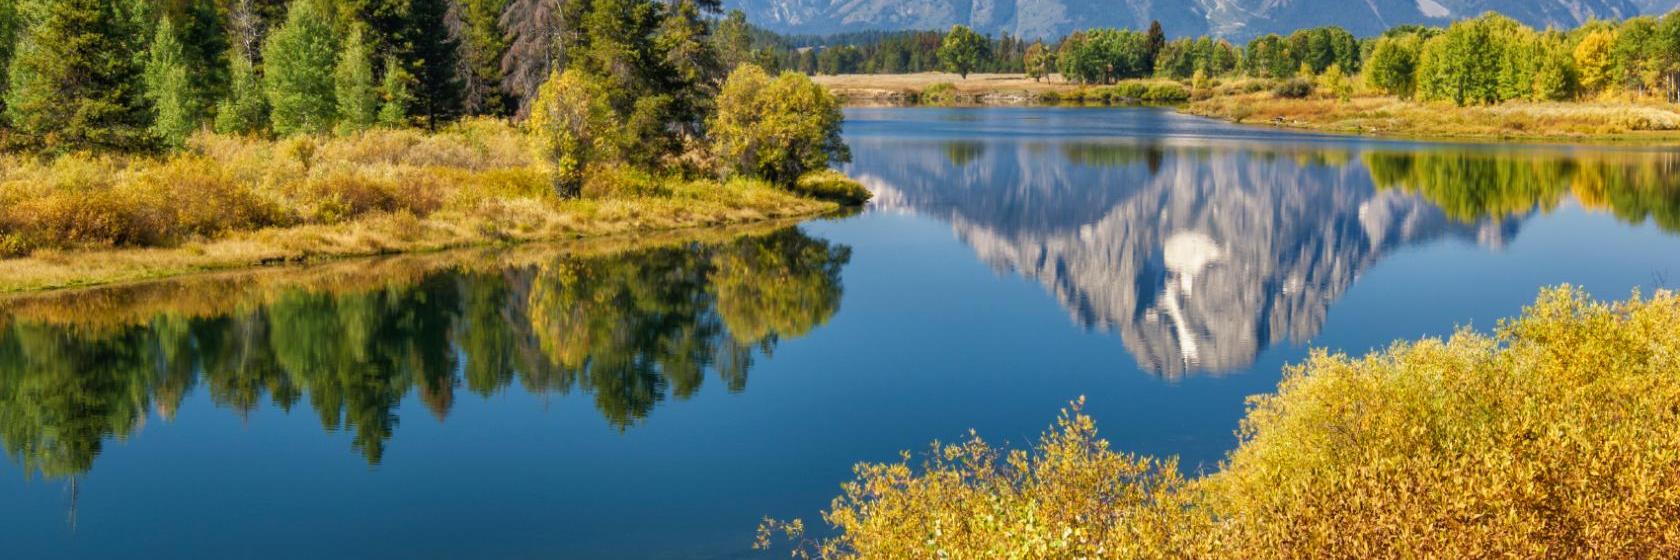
(0, 0, 849, 195)
(734, 10, 1680, 106)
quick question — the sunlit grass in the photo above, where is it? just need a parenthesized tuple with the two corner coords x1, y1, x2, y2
(0, 119, 859, 293)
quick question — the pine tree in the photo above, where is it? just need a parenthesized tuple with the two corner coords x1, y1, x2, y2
(146, 17, 204, 148)
(410, 0, 464, 128)
(263, 0, 339, 136)
(4, 0, 154, 152)
(0, 0, 20, 117)
(335, 28, 379, 134)
(1145, 20, 1165, 70)
(215, 53, 269, 135)
(379, 56, 416, 127)
(456, 0, 513, 116)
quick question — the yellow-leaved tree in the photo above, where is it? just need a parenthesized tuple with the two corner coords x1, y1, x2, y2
(1574, 29, 1617, 95)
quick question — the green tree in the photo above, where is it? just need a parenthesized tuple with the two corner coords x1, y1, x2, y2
(406, 0, 464, 127)
(1365, 34, 1421, 99)
(263, 0, 339, 136)
(145, 17, 205, 148)
(709, 64, 849, 186)
(1535, 36, 1580, 101)
(1417, 15, 1511, 106)
(4, 0, 154, 152)
(335, 28, 379, 134)
(0, 0, 20, 117)
(1024, 41, 1051, 82)
(456, 0, 513, 116)
(1319, 63, 1352, 102)
(939, 25, 987, 79)
(714, 10, 755, 71)
(214, 53, 269, 135)
(1144, 20, 1165, 71)
(528, 69, 618, 197)
(378, 56, 415, 128)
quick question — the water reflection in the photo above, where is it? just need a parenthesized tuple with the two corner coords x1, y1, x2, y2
(850, 131, 1680, 378)
(0, 228, 850, 479)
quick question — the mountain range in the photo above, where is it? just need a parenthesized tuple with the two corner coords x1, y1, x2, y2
(725, 0, 1679, 41)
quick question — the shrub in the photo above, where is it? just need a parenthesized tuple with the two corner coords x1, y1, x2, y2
(528, 69, 619, 197)
(918, 83, 959, 105)
(1273, 78, 1315, 99)
(710, 65, 850, 186)
(1142, 82, 1190, 103)
(582, 164, 664, 199)
(790, 170, 872, 205)
(766, 287, 1680, 559)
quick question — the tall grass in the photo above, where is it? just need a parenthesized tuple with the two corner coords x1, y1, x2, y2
(763, 286, 1680, 559)
(0, 119, 548, 257)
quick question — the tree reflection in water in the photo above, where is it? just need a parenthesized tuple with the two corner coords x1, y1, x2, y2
(0, 228, 850, 478)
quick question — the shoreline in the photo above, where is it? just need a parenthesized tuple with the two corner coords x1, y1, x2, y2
(818, 72, 1680, 145)
(0, 192, 850, 295)
(0, 215, 836, 323)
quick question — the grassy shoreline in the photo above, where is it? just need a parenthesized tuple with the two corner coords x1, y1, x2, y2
(818, 72, 1680, 143)
(0, 216, 826, 322)
(0, 120, 866, 294)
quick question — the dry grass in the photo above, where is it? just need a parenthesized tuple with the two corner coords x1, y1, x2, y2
(0, 119, 851, 293)
(1186, 91, 1680, 142)
(814, 72, 1082, 105)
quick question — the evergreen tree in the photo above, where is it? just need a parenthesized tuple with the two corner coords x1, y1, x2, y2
(146, 17, 204, 148)
(714, 10, 754, 71)
(456, 0, 513, 116)
(215, 52, 269, 135)
(1145, 20, 1165, 71)
(170, 0, 232, 105)
(0, 0, 20, 117)
(335, 28, 379, 134)
(379, 56, 416, 127)
(407, 0, 464, 127)
(4, 0, 154, 152)
(263, 0, 339, 136)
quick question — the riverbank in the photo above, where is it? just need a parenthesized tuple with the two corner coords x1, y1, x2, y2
(817, 72, 1680, 142)
(0, 120, 866, 294)
(0, 217, 822, 327)
(1185, 91, 1680, 143)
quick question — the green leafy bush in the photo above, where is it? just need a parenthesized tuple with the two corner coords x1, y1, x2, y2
(710, 65, 850, 186)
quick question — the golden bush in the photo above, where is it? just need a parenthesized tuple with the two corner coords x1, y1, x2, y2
(770, 287, 1680, 559)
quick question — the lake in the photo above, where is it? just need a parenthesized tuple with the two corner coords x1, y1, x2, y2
(4, 107, 1680, 559)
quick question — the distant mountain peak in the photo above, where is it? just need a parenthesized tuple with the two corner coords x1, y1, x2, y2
(725, 0, 1654, 41)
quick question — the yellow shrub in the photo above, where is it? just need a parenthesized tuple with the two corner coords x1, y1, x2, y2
(774, 287, 1680, 559)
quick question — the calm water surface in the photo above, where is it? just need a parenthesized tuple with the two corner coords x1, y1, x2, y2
(5, 107, 1680, 558)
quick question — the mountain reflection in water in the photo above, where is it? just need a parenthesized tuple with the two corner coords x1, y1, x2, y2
(0, 228, 850, 479)
(849, 128, 1680, 378)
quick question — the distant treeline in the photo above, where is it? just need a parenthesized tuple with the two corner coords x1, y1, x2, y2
(732, 10, 1680, 104)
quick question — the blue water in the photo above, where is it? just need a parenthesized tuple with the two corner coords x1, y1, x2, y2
(4, 107, 1680, 558)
